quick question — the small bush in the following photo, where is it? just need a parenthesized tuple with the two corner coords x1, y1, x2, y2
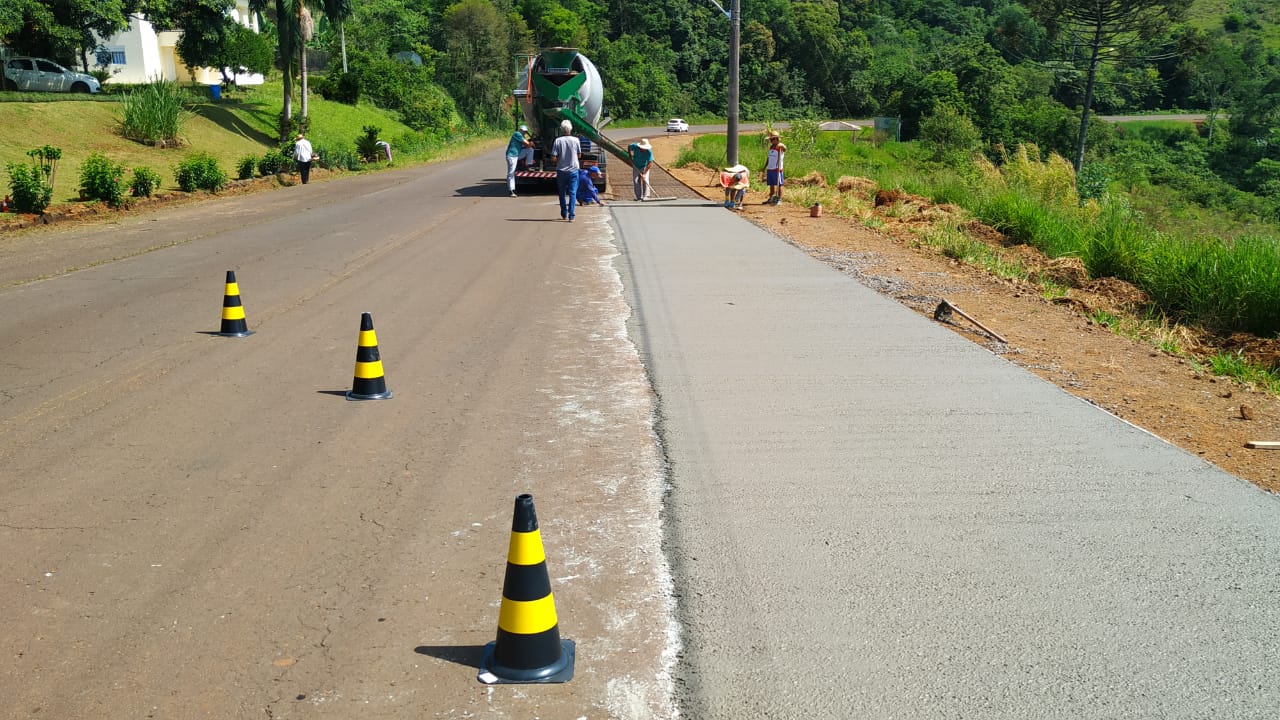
(316, 70, 360, 104)
(174, 152, 226, 192)
(79, 152, 127, 206)
(788, 119, 822, 156)
(130, 166, 163, 197)
(398, 84, 462, 132)
(321, 147, 360, 171)
(236, 154, 257, 180)
(356, 125, 383, 163)
(1076, 162, 1111, 202)
(6, 162, 54, 214)
(257, 149, 289, 176)
(919, 106, 982, 165)
(5, 145, 61, 214)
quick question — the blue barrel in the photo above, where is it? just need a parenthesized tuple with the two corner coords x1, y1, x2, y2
(209, 84, 221, 101)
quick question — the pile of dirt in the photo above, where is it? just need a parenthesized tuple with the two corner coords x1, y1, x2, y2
(650, 135, 1279, 494)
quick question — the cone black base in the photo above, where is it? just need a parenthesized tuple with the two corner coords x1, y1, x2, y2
(216, 329, 254, 338)
(478, 639, 574, 684)
(346, 388, 393, 401)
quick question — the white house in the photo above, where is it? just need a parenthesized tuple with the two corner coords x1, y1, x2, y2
(93, 1, 265, 86)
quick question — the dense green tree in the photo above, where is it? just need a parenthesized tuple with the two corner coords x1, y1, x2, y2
(215, 21, 275, 84)
(337, 0, 435, 60)
(594, 34, 680, 118)
(519, 0, 591, 50)
(441, 0, 516, 124)
(152, 0, 237, 77)
(1188, 35, 1251, 140)
(1026, 0, 1187, 172)
(2, 0, 136, 70)
(988, 3, 1049, 63)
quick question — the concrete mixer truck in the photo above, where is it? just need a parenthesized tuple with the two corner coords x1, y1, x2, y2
(512, 47, 634, 192)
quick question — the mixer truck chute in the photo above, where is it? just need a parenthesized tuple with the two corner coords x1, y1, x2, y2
(513, 47, 633, 191)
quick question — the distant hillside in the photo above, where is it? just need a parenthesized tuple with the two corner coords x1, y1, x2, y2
(1190, 0, 1280, 47)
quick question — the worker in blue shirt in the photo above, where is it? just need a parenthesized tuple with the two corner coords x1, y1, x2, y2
(577, 166, 605, 205)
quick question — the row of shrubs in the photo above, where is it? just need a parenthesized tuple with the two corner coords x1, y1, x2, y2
(232, 126, 392, 181)
(6, 126, 399, 214)
(3, 146, 227, 214)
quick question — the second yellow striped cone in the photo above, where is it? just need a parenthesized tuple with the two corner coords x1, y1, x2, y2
(478, 493, 575, 684)
(216, 270, 253, 337)
(346, 312, 393, 400)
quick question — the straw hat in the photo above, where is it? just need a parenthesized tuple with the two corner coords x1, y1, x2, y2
(637, 138, 652, 149)
(724, 165, 749, 189)
(767, 130, 780, 140)
(295, 133, 305, 140)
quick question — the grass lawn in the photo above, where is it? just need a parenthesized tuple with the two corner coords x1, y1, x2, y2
(2, 81, 503, 208)
(1, 101, 271, 203)
(210, 82, 417, 156)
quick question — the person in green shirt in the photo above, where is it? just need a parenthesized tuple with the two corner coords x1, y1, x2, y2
(628, 138, 653, 201)
(505, 124, 534, 197)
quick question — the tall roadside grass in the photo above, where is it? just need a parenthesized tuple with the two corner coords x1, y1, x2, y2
(118, 80, 191, 145)
(675, 132, 1280, 339)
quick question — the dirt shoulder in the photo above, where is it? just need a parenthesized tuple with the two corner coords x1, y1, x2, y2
(649, 135, 1280, 494)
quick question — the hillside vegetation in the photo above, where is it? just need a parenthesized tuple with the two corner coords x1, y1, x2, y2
(0, 83, 481, 204)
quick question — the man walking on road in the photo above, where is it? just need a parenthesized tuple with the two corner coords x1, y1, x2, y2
(550, 120, 581, 221)
(293, 133, 316, 185)
(628, 138, 653, 201)
(505, 124, 534, 197)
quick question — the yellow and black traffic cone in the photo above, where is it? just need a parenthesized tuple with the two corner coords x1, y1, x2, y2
(215, 270, 253, 337)
(478, 494, 575, 684)
(347, 312, 392, 400)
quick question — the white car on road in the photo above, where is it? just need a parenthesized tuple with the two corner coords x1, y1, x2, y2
(666, 118, 690, 132)
(3, 57, 101, 93)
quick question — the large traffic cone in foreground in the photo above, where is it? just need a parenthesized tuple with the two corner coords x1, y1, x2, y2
(215, 270, 252, 337)
(347, 312, 393, 400)
(478, 494, 575, 684)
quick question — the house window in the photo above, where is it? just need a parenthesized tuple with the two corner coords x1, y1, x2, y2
(97, 48, 126, 66)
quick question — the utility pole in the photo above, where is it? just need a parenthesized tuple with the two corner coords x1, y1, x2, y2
(728, 0, 740, 166)
(707, 0, 741, 166)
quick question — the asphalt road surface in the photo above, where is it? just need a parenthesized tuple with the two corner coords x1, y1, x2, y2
(3, 132, 1277, 720)
(1, 155, 674, 718)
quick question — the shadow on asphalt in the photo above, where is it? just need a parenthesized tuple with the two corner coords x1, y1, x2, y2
(414, 644, 485, 668)
(454, 181, 512, 197)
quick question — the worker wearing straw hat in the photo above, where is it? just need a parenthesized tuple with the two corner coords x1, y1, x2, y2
(763, 130, 786, 204)
(628, 138, 653, 201)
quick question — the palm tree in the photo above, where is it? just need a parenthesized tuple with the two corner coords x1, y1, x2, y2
(249, 0, 300, 139)
(321, 0, 354, 74)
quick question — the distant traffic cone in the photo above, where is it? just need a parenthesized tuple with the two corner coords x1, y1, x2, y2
(216, 270, 252, 337)
(478, 494, 575, 684)
(346, 312, 392, 400)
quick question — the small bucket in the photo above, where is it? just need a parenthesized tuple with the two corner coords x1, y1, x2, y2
(810, 203, 822, 218)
